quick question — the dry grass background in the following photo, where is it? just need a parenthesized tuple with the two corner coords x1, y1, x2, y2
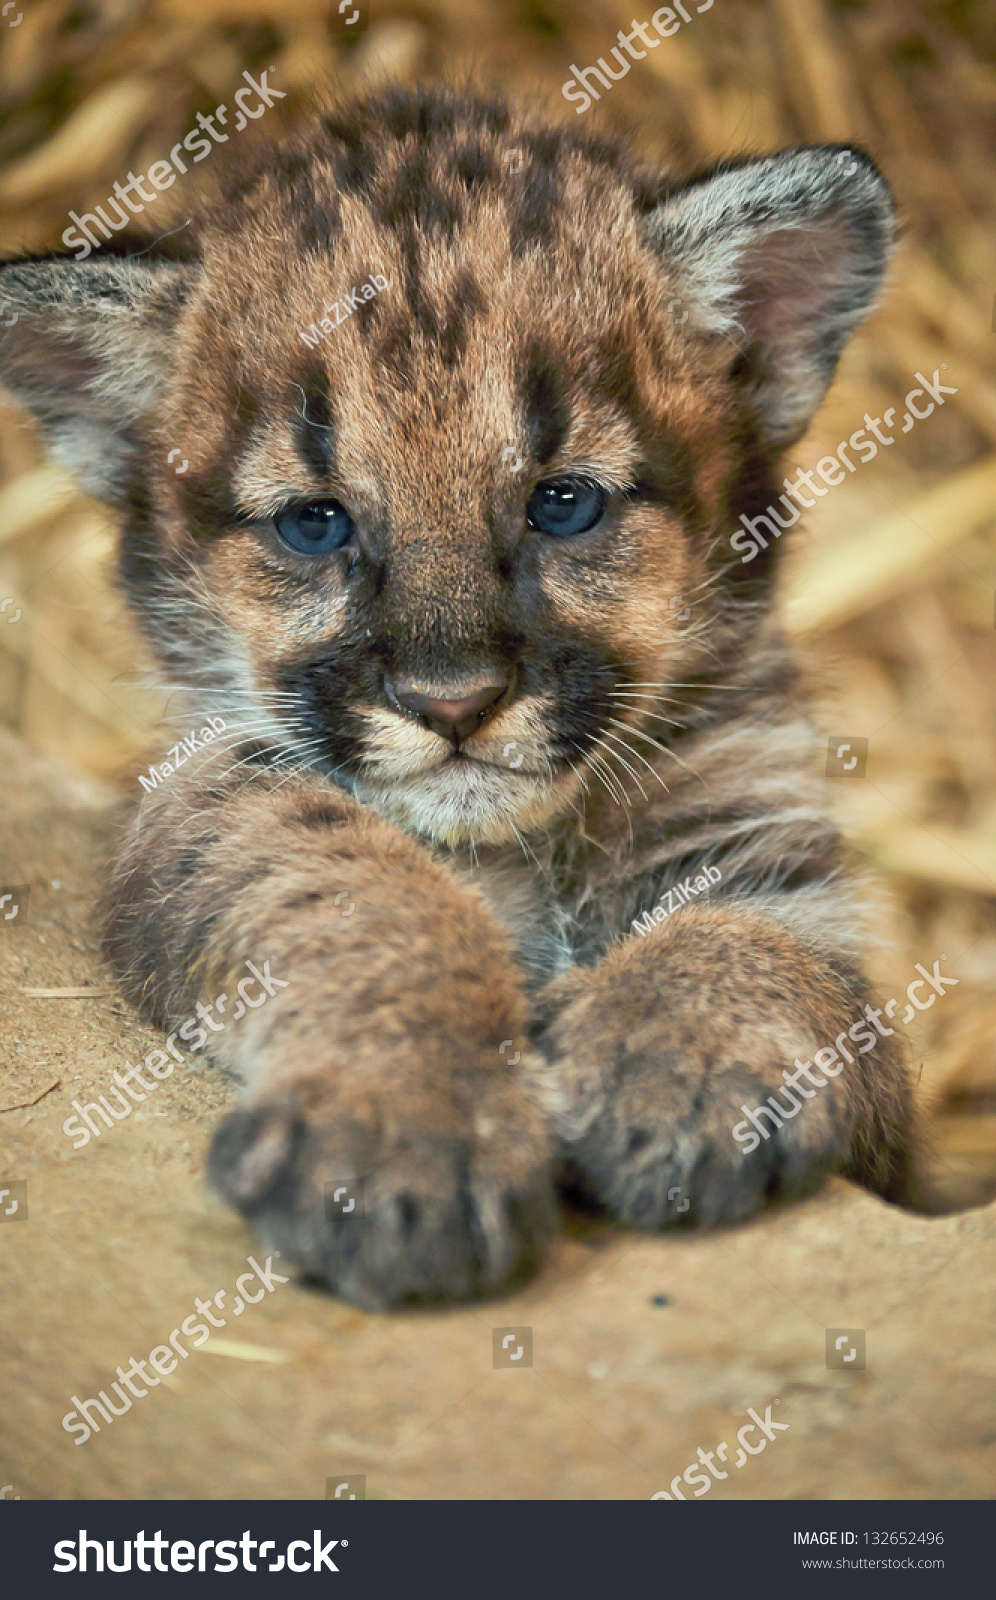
(0, 0, 994, 1207)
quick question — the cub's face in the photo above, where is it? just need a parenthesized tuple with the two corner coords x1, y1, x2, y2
(0, 92, 894, 846)
(160, 146, 727, 848)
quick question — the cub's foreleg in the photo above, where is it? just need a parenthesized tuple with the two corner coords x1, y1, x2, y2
(104, 764, 554, 1309)
(535, 905, 914, 1227)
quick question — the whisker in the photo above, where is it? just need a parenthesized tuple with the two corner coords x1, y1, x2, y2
(603, 723, 670, 792)
(566, 757, 591, 798)
(612, 681, 738, 692)
(198, 727, 303, 753)
(511, 822, 542, 872)
(607, 717, 671, 759)
(586, 747, 630, 808)
(608, 690, 694, 708)
(570, 740, 622, 807)
(609, 697, 687, 725)
(592, 732, 648, 801)
(161, 684, 301, 700)
(606, 712, 706, 786)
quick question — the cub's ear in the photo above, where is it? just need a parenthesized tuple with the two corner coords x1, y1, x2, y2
(0, 252, 199, 504)
(645, 145, 896, 448)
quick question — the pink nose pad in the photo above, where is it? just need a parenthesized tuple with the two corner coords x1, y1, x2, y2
(390, 681, 508, 742)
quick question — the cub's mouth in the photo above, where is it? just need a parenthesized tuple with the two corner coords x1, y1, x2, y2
(354, 674, 562, 777)
(354, 748, 576, 849)
(347, 683, 579, 846)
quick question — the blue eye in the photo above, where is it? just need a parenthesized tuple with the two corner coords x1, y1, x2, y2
(274, 500, 356, 554)
(527, 477, 606, 537)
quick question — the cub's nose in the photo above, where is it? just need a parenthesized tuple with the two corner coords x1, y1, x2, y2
(388, 679, 508, 743)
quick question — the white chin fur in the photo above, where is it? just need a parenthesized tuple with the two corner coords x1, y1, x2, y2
(356, 759, 578, 846)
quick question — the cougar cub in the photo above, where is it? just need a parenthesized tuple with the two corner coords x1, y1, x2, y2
(0, 88, 915, 1308)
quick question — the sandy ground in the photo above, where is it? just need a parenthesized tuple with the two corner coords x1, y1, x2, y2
(1, 728, 994, 1502)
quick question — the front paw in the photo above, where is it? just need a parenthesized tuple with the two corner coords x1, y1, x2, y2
(208, 1064, 555, 1310)
(539, 934, 858, 1229)
(557, 1048, 845, 1230)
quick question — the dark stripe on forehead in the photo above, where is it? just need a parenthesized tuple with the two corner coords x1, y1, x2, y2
(586, 336, 701, 522)
(589, 336, 698, 506)
(452, 143, 496, 190)
(509, 134, 561, 257)
(319, 115, 379, 197)
(374, 314, 418, 386)
(380, 87, 458, 143)
(270, 150, 339, 252)
(291, 366, 336, 480)
(380, 148, 463, 241)
(399, 228, 438, 345)
(353, 271, 387, 340)
(439, 267, 486, 368)
(591, 335, 642, 416)
(375, 153, 462, 343)
(178, 380, 259, 539)
(521, 346, 571, 466)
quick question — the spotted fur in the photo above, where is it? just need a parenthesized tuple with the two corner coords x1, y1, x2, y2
(0, 87, 915, 1308)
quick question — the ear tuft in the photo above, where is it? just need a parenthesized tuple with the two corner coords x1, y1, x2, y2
(0, 254, 198, 503)
(645, 145, 896, 447)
